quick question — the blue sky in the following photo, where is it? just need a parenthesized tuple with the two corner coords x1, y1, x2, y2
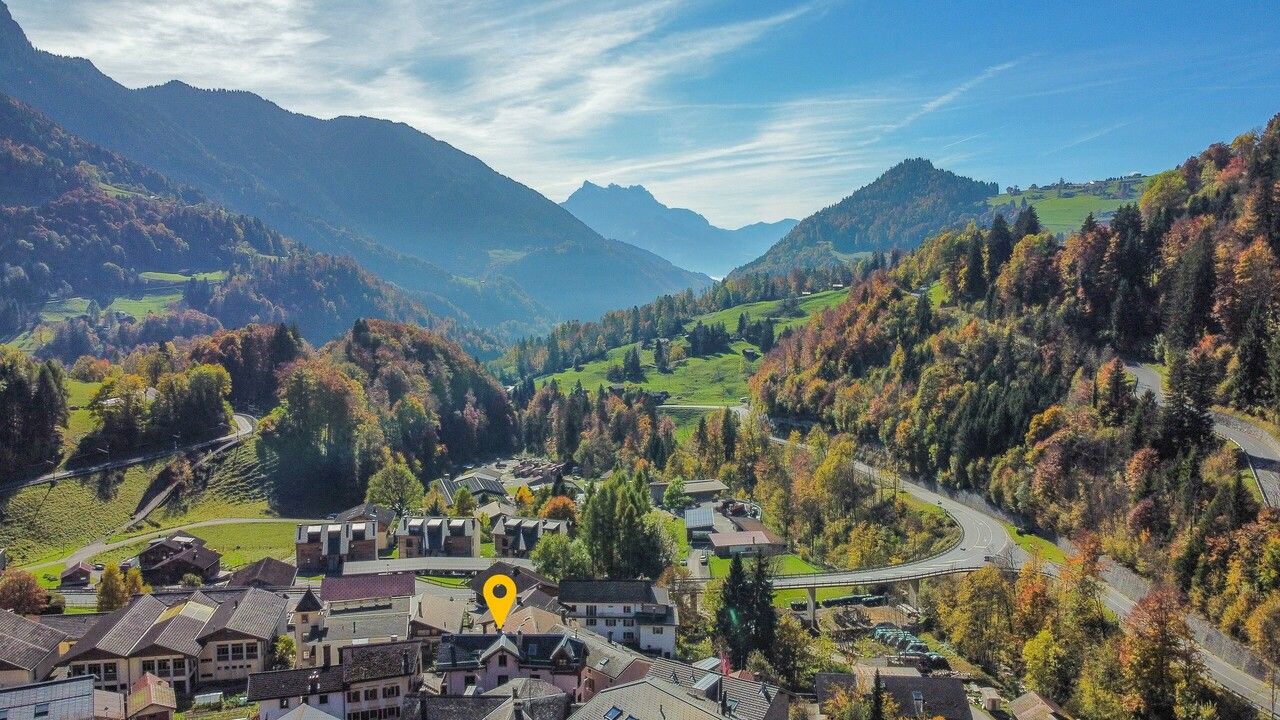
(9, 0, 1280, 227)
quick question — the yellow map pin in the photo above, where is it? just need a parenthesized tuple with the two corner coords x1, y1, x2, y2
(483, 574, 517, 630)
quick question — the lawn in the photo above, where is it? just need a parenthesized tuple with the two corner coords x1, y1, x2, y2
(707, 553, 872, 609)
(688, 288, 849, 334)
(999, 521, 1067, 565)
(139, 270, 228, 284)
(107, 291, 184, 319)
(39, 297, 91, 322)
(986, 177, 1149, 236)
(63, 380, 103, 448)
(3, 459, 169, 566)
(651, 511, 689, 561)
(93, 521, 298, 570)
(659, 407, 716, 444)
(542, 340, 756, 405)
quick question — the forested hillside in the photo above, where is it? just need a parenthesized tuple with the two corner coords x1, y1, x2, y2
(733, 159, 997, 278)
(0, 93, 497, 358)
(750, 114, 1280, 716)
(0, 2, 711, 332)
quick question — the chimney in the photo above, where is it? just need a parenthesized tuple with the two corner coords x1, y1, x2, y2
(402, 651, 411, 675)
(512, 697, 525, 720)
(719, 687, 728, 716)
(308, 671, 319, 695)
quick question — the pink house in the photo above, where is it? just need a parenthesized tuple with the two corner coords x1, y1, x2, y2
(433, 633, 587, 696)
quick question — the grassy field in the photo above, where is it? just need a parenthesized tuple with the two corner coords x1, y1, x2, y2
(652, 511, 689, 561)
(2, 459, 169, 566)
(542, 340, 757, 405)
(690, 288, 849, 334)
(107, 291, 184, 319)
(92, 521, 297, 570)
(64, 379, 103, 448)
(660, 407, 716, 444)
(39, 297, 91, 322)
(139, 270, 228, 284)
(986, 177, 1149, 235)
(999, 521, 1067, 564)
(706, 553, 866, 608)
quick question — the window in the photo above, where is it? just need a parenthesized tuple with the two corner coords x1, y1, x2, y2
(231, 645, 245, 661)
(217, 646, 230, 661)
(103, 664, 118, 681)
(653, 627, 664, 634)
(586, 619, 597, 627)
(622, 606, 631, 613)
(1, 709, 8, 720)
(586, 606, 598, 617)
(319, 695, 329, 705)
(71, 665, 86, 677)
(34, 705, 49, 720)
(142, 660, 156, 674)
(623, 632, 634, 641)
(364, 688, 378, 701)
(173, 659, 185, 675)
(383, 686, 400, 699)
(605, 619, 617, 627)
(497, 675, 509, 686)
(157, 659, 170, 675)
(246, 644, 259, 660)
(604, 707, 623, 720)
(348, 691, 360, 703)
(623, 619, 634, 627)
(498, 654, 508, 667)
(280, 700, 291, 709)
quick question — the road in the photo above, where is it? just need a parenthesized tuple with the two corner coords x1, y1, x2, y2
(1, 413, 257, 494)
(667, 401, 1278, 715)
(1126, 363, 1280, 508)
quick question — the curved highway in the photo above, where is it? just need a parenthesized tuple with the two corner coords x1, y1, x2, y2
(1126, 363, 1279, 508)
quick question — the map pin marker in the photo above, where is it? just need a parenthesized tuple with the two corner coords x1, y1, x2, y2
(483, 574, 517, 631)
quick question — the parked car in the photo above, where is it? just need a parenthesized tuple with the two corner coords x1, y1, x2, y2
(699, 551, 709, 565)
(92, 563, 105, 571)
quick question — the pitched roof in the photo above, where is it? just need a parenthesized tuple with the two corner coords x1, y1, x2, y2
(279, 705, 344, 720)
(0, 609, 66, 675)
(569, 677, 728, 720)
(35, 611, 110, 640)
(435, 633, 587, 671)
(61, 562, 92, 578)
(414, 595, 466, 634)
(321, 573, 417, 603)
(246, 666, 345, 701)
(644, 658, 788, 720)
(295, 587, 323, 613)
(470, 562, 555, 598)
(151, 544, 221, 574)
(814, 673, 970, 720)
(61, 588, 286, 663)
(127, 673, 177, 716)
(228, 557, 297, 589)
(340, 639, 422, 683)
(441, 473, 506, 504)
(551, 624, 649, 681)
(558, 580, 660, 604)
(315, 609, 410, 643)
(706, 531, 783, 549)
(337, 503, 397, 528)
(683, 507, 714, 530)
(1009, 691, 1066, 720)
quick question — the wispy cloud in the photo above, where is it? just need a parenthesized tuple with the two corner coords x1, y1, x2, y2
(1045, 121, 1133, 155)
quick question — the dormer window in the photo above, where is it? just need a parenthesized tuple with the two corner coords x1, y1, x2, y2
(604, 708, 622, 720)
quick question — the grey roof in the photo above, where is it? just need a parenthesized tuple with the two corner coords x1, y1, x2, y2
(228, 557, 297, 589)
(1010, 691, 1066, 720)
(337, 503, 397, 528)
(316, 609, 410, 643)
(247, 665, 345, 701)
(559, 580, 659, 604)
(569, 677, 728, 720)
(414, 595, 467, 634)
(35, 612, 110, 640)
(683, 507, 714, 530)
(416, 696, 509, 720)
(435, 633, 587, 671)
(814, 673, 970, 720)
(441, 474, 506, 504)
(344, 556, 532, 575)
(61, 588, 286, 663)
(470, 562, 555, 598)
(645, 658, 787, 720)
(321, 573, 416, 602)
(150, 544, 221, 574)
(550, 624, 647, 681)
(278, 704, 343, 720)
(340, 640, 422, 683)
(295, 587, 323, 613)
(0, 609, 66, 675)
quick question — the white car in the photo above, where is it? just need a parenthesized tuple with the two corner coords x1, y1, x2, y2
(699, 551, 709, 565)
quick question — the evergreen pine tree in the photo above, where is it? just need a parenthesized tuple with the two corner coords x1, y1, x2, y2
(715, 554, 753, 668)
(963, 235, 987, 299)
(871, 669, 884, 720)
(1226, 304, 1270, 409)
(1013, 205, 1041, 239)
(985, 214, 1014, 281)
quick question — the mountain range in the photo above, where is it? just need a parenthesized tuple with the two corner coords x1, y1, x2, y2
(732, 158, 998, 278)
(561, 181, 796, 277)
(0, 2, 710, 336)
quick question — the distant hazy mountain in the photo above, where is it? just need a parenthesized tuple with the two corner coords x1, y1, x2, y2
(732, 158, 998, 278)
(0, 2, 710, 334)
(562, 182, 797, 277)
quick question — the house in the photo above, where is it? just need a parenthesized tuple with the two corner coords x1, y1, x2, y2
(249, 640, 422, 720)
(320, 574, 417, 613)
(473, 606, 560, 636)
(707, 531, 785, 558)
(335, 505, 398, 552)
(142, 545, 221, 587)
(440, 471, 507, 506)
(0, 610, 67, 687)
(476, 502, 520, 527)
(137, 534, 208, 572)
(227, 558, 297, 590)
(279, 705, 343, 720)
(60, 563, 92, 587)
(557, 581, 677, 657)
(470, 564, 556, 604)
(295, 523, 378, 575)
(643, 658, 789, 720)
(433, 633, 587, 696)
(1010, 691, 1069, 720)
(411, 678, 570, 720)
(409, 596, 466, 652)
(397, 517, 479, 559)
(647, 479, 727, 507)
(492, 519, 566, 559)
(814, 671, 972, 720)
(59, 588, 289, 696)
(0, 676, 125, 720)
(125, 674, 176, 720)
(555, 625, 651, 702)
(683, 507, 715, 541)
(300, 607, 411, 670)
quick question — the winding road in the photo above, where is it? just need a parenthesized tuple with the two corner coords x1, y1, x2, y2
(664, 402, 1278, 715)
(1126, 363, 1280, 508)
(0, 413, 257, 494)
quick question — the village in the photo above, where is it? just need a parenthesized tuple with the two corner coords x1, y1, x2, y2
(0, 459, 1064, 720)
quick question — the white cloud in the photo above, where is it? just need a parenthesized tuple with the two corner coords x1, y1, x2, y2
(7, 1, 1016, 227)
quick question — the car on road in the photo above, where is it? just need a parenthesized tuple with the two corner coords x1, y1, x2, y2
(92, 563, 104, 571)
(699, 550, 709, 565)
